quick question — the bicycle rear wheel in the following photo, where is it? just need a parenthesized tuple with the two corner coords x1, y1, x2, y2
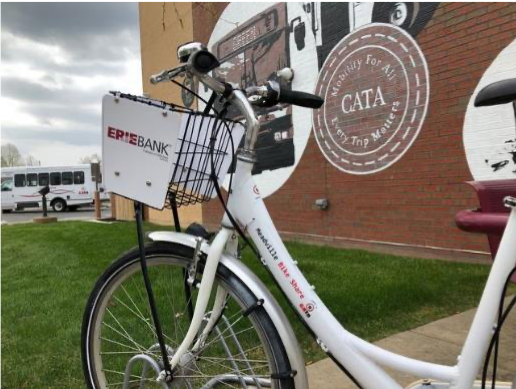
(81, 241, 295, 388)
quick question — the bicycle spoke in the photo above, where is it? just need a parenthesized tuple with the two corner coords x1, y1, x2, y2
(200, 356, 268, 364)
(105, 377, 155, 386)
(198, 315, 245, 352)
(121, 283, 148, 324)
(102, 321, 146, 354)
(102, 369, 144, 380)
(116, 279, 178, 348)
(130, 276, 160, 335)
(88, 256, 278, 389)
(100, 350, 148, 355)
(175, 374, 271, 379)
(165, 265, 188, 343)
(100, 336, 140, 352)
(194, 356, 269, 375)
(105, 308, 148, 351)
(112, 294, 157, 336)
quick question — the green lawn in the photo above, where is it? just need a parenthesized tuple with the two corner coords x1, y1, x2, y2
(1, 220, 495, 388)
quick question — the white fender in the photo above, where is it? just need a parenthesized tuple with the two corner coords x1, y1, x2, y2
(148, 230, 308, 389)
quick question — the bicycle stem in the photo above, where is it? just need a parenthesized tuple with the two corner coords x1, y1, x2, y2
(230, 89, 261, 162)
(187, 60, 261, 161)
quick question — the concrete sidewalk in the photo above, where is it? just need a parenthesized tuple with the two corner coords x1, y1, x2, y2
(307, 298, 515, 388)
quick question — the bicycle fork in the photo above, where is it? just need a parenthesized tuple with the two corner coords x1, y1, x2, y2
(126, 207, 232, 388)
(169, 227, 232, 370)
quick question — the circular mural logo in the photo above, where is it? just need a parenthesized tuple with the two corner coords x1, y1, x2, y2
(313, 23, 430, 174)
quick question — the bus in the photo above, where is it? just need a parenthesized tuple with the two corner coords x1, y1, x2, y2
(1, 164, 103, 213)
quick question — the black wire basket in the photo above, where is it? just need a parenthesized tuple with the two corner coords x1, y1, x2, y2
(109, 92, 242, 209)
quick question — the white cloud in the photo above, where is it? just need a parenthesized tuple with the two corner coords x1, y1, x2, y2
(1, 31, 70, 66)
(1, 3, 142, 166)
(23, 140, 101, 166)
(1, 97, 41, 127)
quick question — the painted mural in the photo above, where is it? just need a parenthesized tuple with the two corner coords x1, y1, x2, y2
(199, 2, 439, 195)
(211, 4, 295, 175)
(463, 39, 516, 181)
(199, 2, 319, 198)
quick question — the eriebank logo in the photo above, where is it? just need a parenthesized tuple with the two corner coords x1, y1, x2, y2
(313, 23, 430, 175)
(107, 126, 171, 162)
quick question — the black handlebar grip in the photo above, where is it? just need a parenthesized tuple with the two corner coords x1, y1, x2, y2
(191, 50, 220, 74)
(278, 88, 324, 109)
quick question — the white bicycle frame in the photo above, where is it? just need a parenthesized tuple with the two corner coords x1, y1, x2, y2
(168, 156, 516, 389)
(151, 47, 516, 389)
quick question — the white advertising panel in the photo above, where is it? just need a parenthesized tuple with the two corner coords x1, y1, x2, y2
(102, 94, 181, 209)
(102, 94, 245, 209)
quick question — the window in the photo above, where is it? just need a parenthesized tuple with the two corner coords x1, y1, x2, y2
(73, 171, 85, 185)
(1, 178, 13, 192)
(62, 172, 73, 185)
(38, 173, 49, 187)
(27, 173, 38, 187)
(14, 174, 26, 187)
(50, 172, 61, 186)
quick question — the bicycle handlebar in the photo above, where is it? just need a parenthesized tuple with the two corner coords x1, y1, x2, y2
(278, 87, 324, 109)
(148, 51, 225, 93)
(149, 48, 324, 109)
(149, 65, 187, 85)
(251, 81, 324, 109)
(149, 43, 324, 159)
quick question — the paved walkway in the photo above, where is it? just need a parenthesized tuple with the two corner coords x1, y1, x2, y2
(307, 298, 515, 388)
(1, 204, 111, 225)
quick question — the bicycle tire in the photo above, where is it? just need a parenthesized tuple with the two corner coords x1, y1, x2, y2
(81, 241, 296, 388)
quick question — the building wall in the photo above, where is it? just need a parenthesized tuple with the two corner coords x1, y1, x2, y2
(192, 3, 516, 260)
(113, 195, 134, 221)
(122, 2, 202, 226)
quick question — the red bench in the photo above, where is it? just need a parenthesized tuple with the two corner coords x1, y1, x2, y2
(455, 179, 516, 282)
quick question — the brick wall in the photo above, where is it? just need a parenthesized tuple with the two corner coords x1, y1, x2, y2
(191, 3, 516, 260)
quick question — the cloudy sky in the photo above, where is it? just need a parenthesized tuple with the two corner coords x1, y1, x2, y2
(1, 2, 142, 165)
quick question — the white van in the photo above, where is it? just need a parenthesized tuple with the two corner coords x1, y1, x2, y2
(1, 164, 101, 212)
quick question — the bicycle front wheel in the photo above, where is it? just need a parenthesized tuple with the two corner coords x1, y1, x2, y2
(81, 241, 295, 389)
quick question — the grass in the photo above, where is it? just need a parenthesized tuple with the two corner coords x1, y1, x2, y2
(1, 220, 498, 388)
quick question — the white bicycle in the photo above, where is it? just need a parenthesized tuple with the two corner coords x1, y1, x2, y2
(82, 42, 516, 389)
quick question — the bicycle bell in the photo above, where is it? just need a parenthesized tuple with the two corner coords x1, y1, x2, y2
(177, 42, 207, 63)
